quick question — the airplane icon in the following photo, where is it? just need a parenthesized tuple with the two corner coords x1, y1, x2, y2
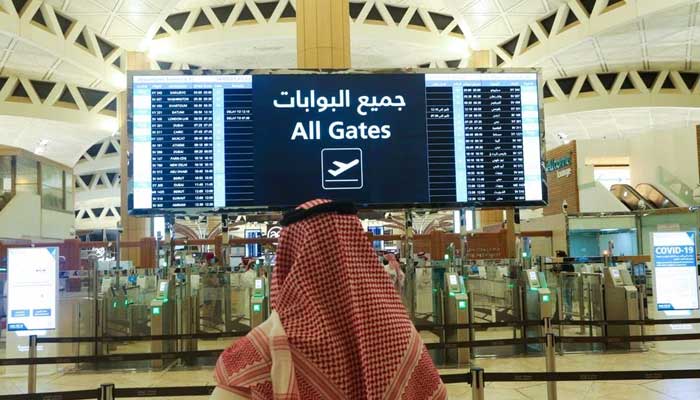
(321, 148, 363, 190)
(328, 159, 359, 177)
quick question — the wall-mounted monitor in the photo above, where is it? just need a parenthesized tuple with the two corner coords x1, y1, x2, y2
(128, 70, 547, 214)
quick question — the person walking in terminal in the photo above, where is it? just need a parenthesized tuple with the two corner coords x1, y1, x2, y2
(383, 252, 406, 295)
(210, 199, 446, 399)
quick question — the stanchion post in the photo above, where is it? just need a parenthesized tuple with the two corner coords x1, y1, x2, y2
(28, 334, 37, 394)
(99, 383, 115, 400)
(555, 284, 565, 355)
(468, 290, 475, 359)
(470, 367, 485, 400)
(545, 333, 557, 400)
(638, 283, 646, 343)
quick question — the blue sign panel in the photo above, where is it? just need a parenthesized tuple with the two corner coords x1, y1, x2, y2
(653, 231, 699, 311)
(128, 71, 547, 213)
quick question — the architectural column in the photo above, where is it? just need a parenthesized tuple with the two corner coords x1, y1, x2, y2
(296, 0, 351, 69)
(467, 50, 491, 69)
(119, 52, 151, 264)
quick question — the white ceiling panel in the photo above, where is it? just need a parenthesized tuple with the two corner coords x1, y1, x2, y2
(537, 2, 700, 78)
(499, 0, 526, 12)
(119, 0, 162, 14)
(510, 0, 547, 15)
(546, 107, 700, 148)
(0, 33, 13, 49)
(50, 62, 101, 87)
(462, 0, 501, 15)
(507, 14, 538, 33)
(477, 17, 511, 36)
(463, 13, 498, 31)
(0, 116, 112, 166)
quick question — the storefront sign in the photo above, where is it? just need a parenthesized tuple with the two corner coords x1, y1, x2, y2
(556, 168, 572, 178)
(7, 247, 59, 331)
(545, 155, 572, 172)
(652, 231, 699, 311)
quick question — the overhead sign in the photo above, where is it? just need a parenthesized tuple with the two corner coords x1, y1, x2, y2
(652, 231, 699, 311)
(128, 70, 547, 212)
(7, 247, 59, 331)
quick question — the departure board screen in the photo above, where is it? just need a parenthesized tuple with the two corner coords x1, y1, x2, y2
(128, 70, 547, 214)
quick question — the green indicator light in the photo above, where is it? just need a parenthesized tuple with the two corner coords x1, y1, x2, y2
(458, 300, 467, 310)
(522, 252, 528, 257)
(530, 288, 539, 292)
(163, 298, 169, 303)
(152, 307, 161, 315)
(124, 300, 129, 306)
(112, 301, 117, 309)
(448, 292, 456, 297)
(542, 294, 550, 303)
(444, 254, 449, 260)
(253, 304, 262, 313)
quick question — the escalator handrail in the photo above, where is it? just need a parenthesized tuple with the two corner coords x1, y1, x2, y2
(635, 183, 678, 208)
(609, 184, 656, 211)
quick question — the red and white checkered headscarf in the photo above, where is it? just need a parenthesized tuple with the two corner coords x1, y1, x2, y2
(213, 200, 446, 399)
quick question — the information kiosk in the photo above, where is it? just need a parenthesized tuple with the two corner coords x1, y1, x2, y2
(604, 267, 641, 350)
(443, 272, 470, 365)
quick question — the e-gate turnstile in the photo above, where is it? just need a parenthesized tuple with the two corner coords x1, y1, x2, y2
(250, 278, 269, 328)
(604, 266, 642, 350)
(443, 272, 470, 366)
(522, 270, 554, 351)
(150, 277, 176, 368)
(175, 271, 199, 355)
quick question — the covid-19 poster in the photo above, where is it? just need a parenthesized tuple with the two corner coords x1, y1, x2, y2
(652, 231, 699, 311)
(7, 247, 59, 331)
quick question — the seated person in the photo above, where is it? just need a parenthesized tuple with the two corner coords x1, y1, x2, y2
(211, 200, 446, 399)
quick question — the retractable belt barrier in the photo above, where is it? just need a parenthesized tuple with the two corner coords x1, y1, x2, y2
(483, 369, 700, 382)
(35, 330, 250, 344)
(0, 349, 223, 367)
(0, 389, 100, 400)
(416, 317, 700, 330)
(0, 375, 474, 399)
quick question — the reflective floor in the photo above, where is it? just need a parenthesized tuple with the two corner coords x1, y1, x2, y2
(2, 343, 700, 399)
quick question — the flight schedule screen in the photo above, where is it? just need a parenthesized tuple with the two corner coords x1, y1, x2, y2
(129, 72, 546, 213)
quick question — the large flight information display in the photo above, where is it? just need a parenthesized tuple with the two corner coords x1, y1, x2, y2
(129, 71, 546, 213)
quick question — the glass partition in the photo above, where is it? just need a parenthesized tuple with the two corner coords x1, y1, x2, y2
(41, 163, 64, 210)
(639, 212, 700, 255)
(569, 215, 638, 257)
(15, 156, 37, 194)
(0, 156, 12, 210)
(64, 172, 74, 211)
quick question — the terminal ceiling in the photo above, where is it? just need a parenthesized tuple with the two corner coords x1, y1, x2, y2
(0, 0, 699, 165)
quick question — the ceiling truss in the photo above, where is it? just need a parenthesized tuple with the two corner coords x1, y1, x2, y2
(491, 0, 690, 69)
(0, 0, 126, 89)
